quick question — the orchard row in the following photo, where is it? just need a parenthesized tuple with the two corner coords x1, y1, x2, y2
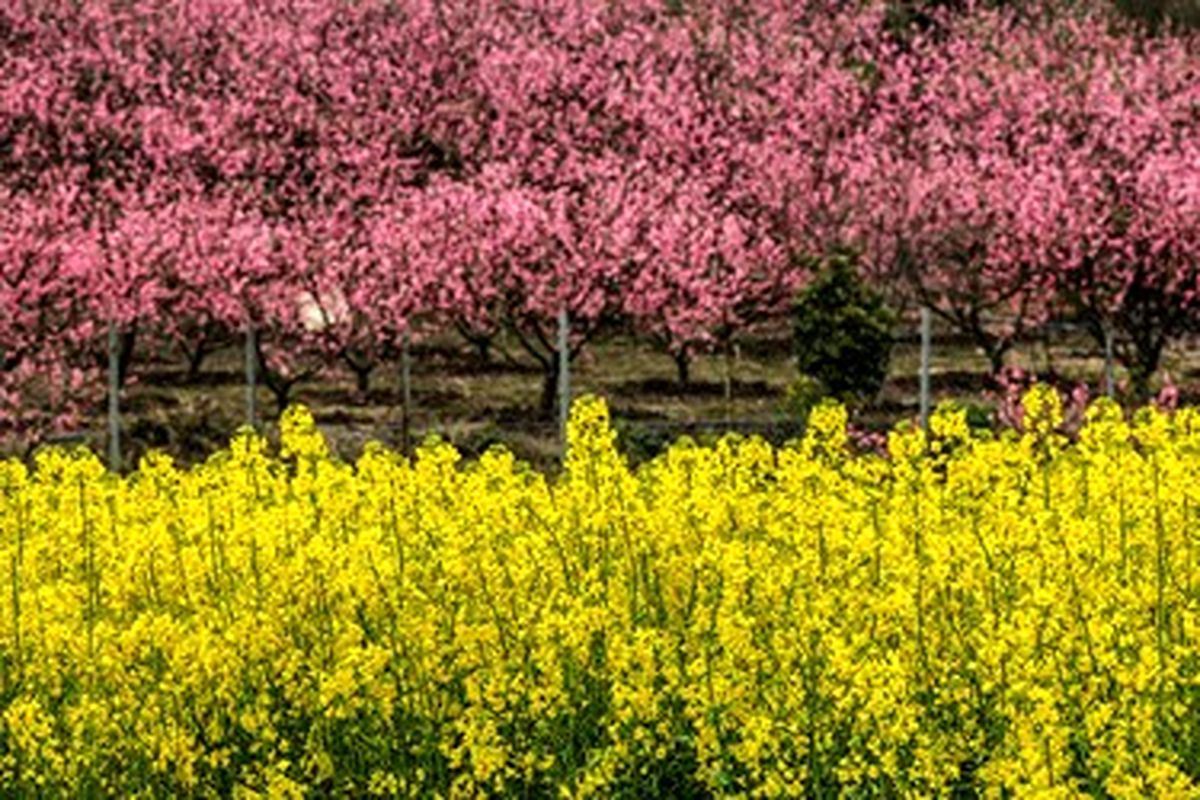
(1, 0, 1197, 436)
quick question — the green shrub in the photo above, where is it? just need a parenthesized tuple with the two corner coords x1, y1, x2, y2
(615, 420, 676, 464)
(779, 374, 828, 423)
(963, 401, 994, 432)
(792, 253, 895, 403)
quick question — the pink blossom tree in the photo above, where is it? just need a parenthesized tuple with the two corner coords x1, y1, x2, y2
(0, 189, 96, 441)
(0, 0, 196, 442)
(1049, 15, 1200, 396)
(4, 0, 1200, 441)
(849, 6, 1072, 376)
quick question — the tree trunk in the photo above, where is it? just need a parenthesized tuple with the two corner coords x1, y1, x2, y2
(95, 326, 138, 388)
(539, 362, 559, 421)
(254, 338, 303, 415)
(967, 322, 1009, 377)
(341, 350, 375, 399)
(919, 306, 932, 431)
(182, 324, 232, 382)
(245, 324, 258, 429)
(985, 343, 1009, 377)
(107, 322, 122, 472)
(1103, 324, 1116, 398)
(674, 350, 691, 388)
(475, 337, 491, 365)
(267, 379, 293, 415)
(1127, 341, 1162, 402)
(557, 307, 570, 451)
(400, 332, 413, 456)
(1122, 309, 1165, 402)
(355, 368, 371, 395)
(184, 342, 209, 382)
(455, 321, 494, 366)
(722, 340, 734, 423)
(117, 327, 137, 387)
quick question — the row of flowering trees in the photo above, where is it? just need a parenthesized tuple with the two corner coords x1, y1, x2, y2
(1, 0, 1198, 439)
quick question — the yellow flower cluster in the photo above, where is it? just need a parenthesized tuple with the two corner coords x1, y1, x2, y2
(2, 392, 1200, 797)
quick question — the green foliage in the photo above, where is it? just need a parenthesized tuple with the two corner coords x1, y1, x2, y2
(616, 422, 726, 465)
(780, 374, 828, 423)
(792, 253, 895, 403)
(962, 401, 994, 432)
(615, 420, 676, 464)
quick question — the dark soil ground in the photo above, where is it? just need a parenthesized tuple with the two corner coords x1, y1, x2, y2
(14, 318, 1200, 472)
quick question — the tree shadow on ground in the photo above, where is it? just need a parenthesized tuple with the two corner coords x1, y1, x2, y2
(887, 369, 989, 395)
(612, 377, 780, 399)
(141, 368, 243, 388)
(301, 385, 465, 409)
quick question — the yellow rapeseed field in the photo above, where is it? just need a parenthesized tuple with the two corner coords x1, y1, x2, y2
(1, 389, 1200, 797)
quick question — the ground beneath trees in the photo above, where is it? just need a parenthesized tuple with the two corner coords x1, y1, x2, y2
(16, 320, 1200, 472)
